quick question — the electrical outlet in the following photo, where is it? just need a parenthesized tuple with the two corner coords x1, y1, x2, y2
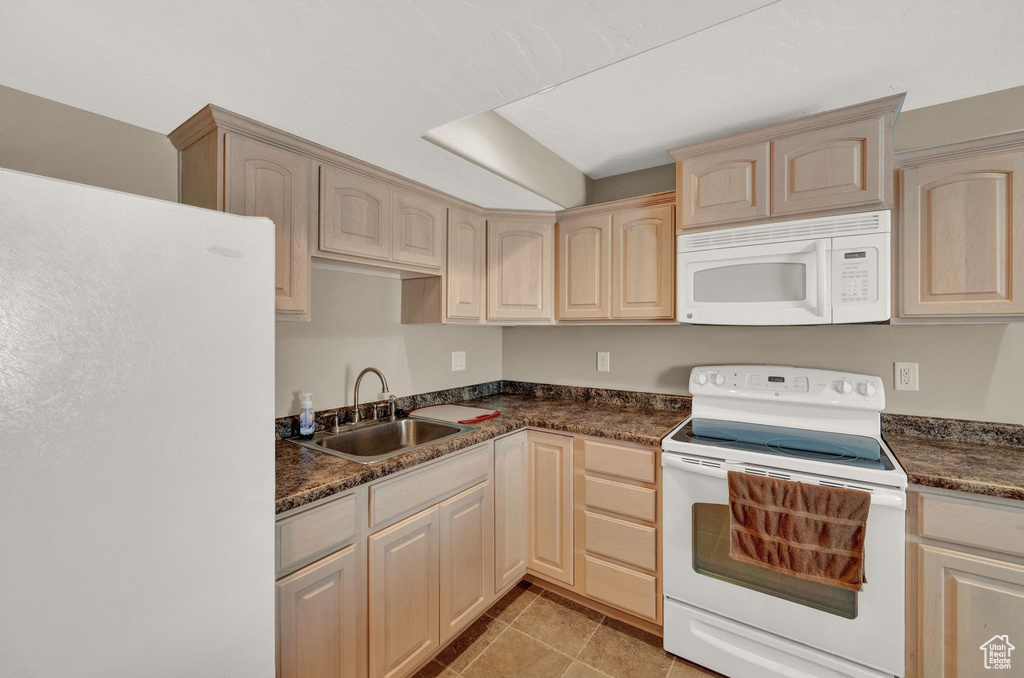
(452, 351, 466, 372)
(597, 352, 610, 372)
(894, 362, 918, 391)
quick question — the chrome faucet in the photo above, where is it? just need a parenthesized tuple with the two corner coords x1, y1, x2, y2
(351, 367, 396, 424)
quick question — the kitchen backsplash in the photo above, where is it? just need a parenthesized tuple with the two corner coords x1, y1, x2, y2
(275, 380, 1024, 448)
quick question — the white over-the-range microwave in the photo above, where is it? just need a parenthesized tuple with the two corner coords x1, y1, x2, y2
(676, 209, 890, 326)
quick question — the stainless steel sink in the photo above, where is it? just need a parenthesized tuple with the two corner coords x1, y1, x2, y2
(289, 417, 477, 464)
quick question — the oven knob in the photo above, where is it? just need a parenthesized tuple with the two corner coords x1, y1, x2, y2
(834, 379, 853, 395)
(711, 373, 726, 386)
(858, 381, 877, 397)
(694, 372, 708, 386)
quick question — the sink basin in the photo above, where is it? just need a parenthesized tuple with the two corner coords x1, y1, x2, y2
(289, 417, 477, 464)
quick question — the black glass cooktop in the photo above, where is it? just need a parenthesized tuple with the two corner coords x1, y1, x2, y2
(670, 418, 894, 471)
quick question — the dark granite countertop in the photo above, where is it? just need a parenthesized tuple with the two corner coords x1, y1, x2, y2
(276, 393, 690, 514)
(885, 433, 1024, 502)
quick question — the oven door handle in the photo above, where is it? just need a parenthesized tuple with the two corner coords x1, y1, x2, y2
(662, 455, 906, 508)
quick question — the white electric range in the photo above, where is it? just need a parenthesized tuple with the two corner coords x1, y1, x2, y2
(661, 365, 907, 678)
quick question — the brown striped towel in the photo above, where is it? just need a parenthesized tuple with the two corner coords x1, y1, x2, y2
(727, 471, 870, 592)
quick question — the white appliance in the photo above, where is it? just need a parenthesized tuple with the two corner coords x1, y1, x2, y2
(0, 169, 275, 677)
(662, 365, 907, 678)
(677, 210, 891, 325)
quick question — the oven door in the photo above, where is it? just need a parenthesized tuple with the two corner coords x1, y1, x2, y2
(662, 451, 905, 677)
(677, 238, 831, 325)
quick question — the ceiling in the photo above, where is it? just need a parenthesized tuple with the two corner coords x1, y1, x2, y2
(499, 0, 1024, 179)
(2, 1, 1022, 207)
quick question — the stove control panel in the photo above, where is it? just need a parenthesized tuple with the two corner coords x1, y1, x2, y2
(690, 365, 886, 410)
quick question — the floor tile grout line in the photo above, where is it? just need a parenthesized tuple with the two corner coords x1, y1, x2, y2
(574, 612, 607, 659)
(457, 614, 514, 676)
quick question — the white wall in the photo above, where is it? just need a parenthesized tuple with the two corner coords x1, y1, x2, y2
(502, 324, 1024, 425)
(276, 266, 504, 416)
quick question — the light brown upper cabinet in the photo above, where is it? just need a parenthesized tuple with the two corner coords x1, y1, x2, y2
(225, 134, 313, 320)
(669, 94, 903, 233)
(556, 193, 675, 322)
(557, 213, 612, 320)
(487, 213, 556, 323)
(170, 116, 314, 321)
(677, 142, 770, 228)
(446, 208, 487, 322)
(391, 188, 446, 269)
(895, 132, 1024, 319)
(319, 169, 445, 272)
(319, 164, 391, 261)
(612, 203, 674, 319)
(772, 117, 886, 216)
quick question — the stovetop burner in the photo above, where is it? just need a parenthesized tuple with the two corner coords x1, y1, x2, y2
(673, 419, 895, 471)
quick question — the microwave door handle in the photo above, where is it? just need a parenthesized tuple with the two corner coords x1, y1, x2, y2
(815, 240, 829, 318)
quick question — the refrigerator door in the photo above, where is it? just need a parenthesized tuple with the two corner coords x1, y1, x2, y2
(0, 169, 275, 677)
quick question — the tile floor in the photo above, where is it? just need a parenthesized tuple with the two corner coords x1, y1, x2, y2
(414, 582, 725, 678)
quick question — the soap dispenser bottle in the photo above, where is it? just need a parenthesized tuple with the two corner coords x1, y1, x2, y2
(299, 393, 315, 439)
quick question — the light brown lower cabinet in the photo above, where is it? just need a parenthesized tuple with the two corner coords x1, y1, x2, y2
(275, 430, 664, 678)
(369, 505, 441, 678)
(577, 437, 662, 624)
(908, 487, 1024, 677)
(494, 431, 529, 591)
(277, 545, 362, 678)
(439, 482, 494, 644)
(526, 431, 575, 585)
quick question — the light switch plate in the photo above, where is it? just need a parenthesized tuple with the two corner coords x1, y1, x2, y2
(894, 362, 918, 391)
(597, 352, 610, 372)
(452, 351, 466, 372)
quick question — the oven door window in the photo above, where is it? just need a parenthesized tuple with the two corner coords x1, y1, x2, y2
(693, 503, 857, 619)
(692, 262, 807, 303)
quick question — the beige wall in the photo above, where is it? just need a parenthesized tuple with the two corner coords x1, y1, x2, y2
(502, 324, 1024, 425)
(0, 85, 178, 201)
(276, 267, 503, 416)
(590, 163, 675, 204)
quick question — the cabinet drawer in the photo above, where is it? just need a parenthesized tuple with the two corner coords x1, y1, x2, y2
(276, 492, 358, 576)
(584, 555, 657, 621)
(584, 511, 656, 571)
(918, 492, 1024, 558)
(369, 443, 491, 531)
(583, 439, 656, 483)
(585, 476, 656, 523)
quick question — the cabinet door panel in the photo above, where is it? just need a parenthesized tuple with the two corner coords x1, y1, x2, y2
(773, 117, 886, 216)
(392, 189, 445, 269)
(368, 507, 439, 678)
(226, 134, 310, 316)
(558, 215, 611, 319)
(319, 165, 391, 261)
(277, 545, 361, 678)
(447, 208, 486, 321)
(611, 204, 674, 318)
(487, 217, 555, 322)
(919, 544, 1024, 677)
(439, 482, 494, 643)
(527, 431, 574, 585)
(901, 151, 1024, 317)
(679, 142, 770, 229)
(494, 432, 529, 591)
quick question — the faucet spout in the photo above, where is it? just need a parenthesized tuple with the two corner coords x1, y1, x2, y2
(352, 367, 389, 424)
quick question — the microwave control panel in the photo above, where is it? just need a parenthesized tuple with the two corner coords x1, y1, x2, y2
(834, 246, 878, 305)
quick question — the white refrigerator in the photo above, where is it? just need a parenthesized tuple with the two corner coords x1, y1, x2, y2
(0, 169, 275, 677)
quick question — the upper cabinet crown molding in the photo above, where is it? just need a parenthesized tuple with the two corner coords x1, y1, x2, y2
(169, 104, 478, 215)
(667, 93, 906, 160)
(554, 191, 675, 221)
(894, 128, 1024, 167)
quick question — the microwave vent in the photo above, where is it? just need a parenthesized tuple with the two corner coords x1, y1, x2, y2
(679, 210, 890, 252)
